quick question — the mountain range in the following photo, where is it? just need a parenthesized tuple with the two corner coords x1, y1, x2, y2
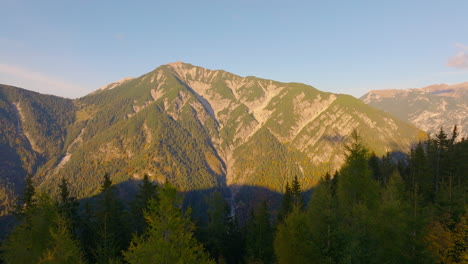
(0, 62, 427, 216)
(361, 82, 468, 139)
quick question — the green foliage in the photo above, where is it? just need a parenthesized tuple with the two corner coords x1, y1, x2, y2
(370, 170, 419, 263)
(246, 201, 274, 263)
(277, 182, 292, 224)
(272, 130, 464, 264)
(290, 175, 304, 209)
(201, 191, 244, 264)
(277, 176, 304, 224)
(94, 174, 129, 264)
(17, 175, 36, 214)
(337, 130, 379, 209)
(232, 127, 305, 192)
(58, 177, 79, 225)
(274, 207, 313, 264)
(1, 193, 85, 264)
(305, 175, 344, 263)
(37, 215, 86, 264)
(2, 65, 466, 264)
(44, 103, 221, 198)
(123, 183, 214, 264)
(130, 174, 158, 235)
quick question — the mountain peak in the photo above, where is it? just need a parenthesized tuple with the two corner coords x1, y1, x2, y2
(167, 61, 187, 66)
(98, 77, 134, 91)
(417, 82, 468, 97)
(363, 81, 468, 101)
(361, 81, 468, 139)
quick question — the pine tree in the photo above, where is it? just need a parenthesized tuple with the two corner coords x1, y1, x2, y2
(305, 175, 344, 263)
(94, 173, 129, 264)
(131, 174, 158, 235)
(369, 152, 383, 184)
(37, 215, 86, 264)
(337, 130, 379, 209)
(1, 193, 85, 264)
(433, 127, 451, 194)
(451, 211, 468, 263)
(372, 170, 416, 263)
(336, 130, 380, 262)
(290, 175, 304, 209)
(408, 142, 432, 204)
(123, 182, 214, 264)
(246, 201, 274, 263)
(277, 182, 292, 223)
(201, 191, 243, 264)
(381, 152, 394, 186)
(2, 193, 56, 263)
(16, 175, 36, 215)
(274, 207, 312, 264)
(57, 177, 79, 232)
(79, 201, 95, 263)
(204, 191, 232, 262)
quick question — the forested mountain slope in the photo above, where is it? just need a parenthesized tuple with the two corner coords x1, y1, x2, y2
(0, 62, 426, 215)
(0, 84, 75, 215)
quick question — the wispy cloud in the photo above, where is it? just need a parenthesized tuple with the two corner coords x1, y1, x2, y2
(0, 63, 85, 98)
(447, 43, 468, 69)
(455, 42, 468, 50)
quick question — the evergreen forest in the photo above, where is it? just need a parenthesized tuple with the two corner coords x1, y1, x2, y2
(0, 127, 466, 264)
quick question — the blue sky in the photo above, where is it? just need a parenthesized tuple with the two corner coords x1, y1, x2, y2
(1, 0, 468, 98)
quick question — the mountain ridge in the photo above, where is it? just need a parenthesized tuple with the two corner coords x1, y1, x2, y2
(361, 82, 468, 138)
(1, 62, 427, 216)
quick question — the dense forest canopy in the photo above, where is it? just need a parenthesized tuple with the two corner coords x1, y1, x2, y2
(0, 127, 466, 263)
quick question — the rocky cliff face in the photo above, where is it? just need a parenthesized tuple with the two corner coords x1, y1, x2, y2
(361, 82, 468, 139)
(0, 62, 426, 213)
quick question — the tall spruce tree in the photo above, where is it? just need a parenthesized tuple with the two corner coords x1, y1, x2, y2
(337, 130, 379, 209)
(290, 175, 304, 209)
(1, 193, 85, 264)
(94, 173, 129, 264)
(274, 207, 312, 264)
(408, 142, 432, 204)
(246, 201, 274, 263)
(306, 174, 344, 263)
(37, 215, 86, 264)
(204, 191, 232, 262)
(123, 182, 214, 264)
(57, 177, 79, 232)
(277, 182, 292, 223)
(131, 174, 158, 235)
(371, 170, 419, 263)
(16, 175, 36, 215)
(336, 130, 380, 262)
(202, 191, 244, 264)
(369, 152, 383, 184)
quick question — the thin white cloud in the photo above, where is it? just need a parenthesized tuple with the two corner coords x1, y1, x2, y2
(447, 52, 468, 69)
(455, 42, 468, 50)
(0, 63, 85, 98)
(447, 43, 468, 69)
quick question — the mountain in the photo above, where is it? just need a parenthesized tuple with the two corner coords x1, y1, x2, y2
(0, 84, 75, 215)
(0, 62, 426, 216)
(361, 82, 468, 138)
